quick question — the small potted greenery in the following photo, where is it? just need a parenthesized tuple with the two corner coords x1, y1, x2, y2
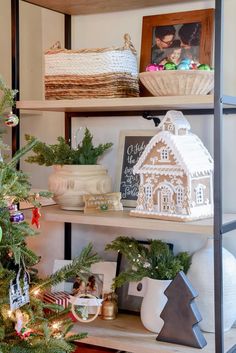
(25, 128, 113, 210)
(106, 237, 191, 333)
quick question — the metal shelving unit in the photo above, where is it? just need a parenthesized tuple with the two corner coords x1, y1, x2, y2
(11, 0, 236, 352)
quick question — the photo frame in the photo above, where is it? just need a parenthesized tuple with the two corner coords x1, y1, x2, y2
(116, 241, 174, 314)
(115, 130, 156, 207)
(52, 260, 117, 298)
(140, 9, 214, 72)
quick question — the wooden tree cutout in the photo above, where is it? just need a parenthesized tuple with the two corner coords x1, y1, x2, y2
(157, 271, 207, 349)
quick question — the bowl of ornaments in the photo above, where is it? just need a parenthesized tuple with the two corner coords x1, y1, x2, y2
(139, 59, 214, 96)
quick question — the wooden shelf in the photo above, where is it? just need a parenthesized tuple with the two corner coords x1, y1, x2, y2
(22, 0, 194, 15)
(72, 314, 235, 353)
(23, 205, 235, 235)
(16, 96, 214, 113)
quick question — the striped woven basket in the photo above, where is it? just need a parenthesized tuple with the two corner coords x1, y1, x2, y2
(45, 34, 139, 99)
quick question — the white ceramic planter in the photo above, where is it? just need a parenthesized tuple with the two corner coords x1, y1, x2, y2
(140, 277, 171, 333)
(188, 238, 236, 332)
(48, 164, 112, 210)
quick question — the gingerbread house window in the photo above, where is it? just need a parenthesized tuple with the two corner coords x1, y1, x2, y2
(145, 184, 152, 199)
(168, 124, 174, 131)
(160, 148, 169, 161)
(176, 186, 184, 205)
(195, 185, 204, 205)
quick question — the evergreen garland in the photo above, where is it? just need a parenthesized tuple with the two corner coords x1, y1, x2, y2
(106, 237, 191, 288)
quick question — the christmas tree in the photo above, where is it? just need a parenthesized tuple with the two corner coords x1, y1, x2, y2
(157, 271, 207, 348)
(0, 77, 100, 353)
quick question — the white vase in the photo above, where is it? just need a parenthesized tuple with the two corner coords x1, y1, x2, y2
(188, 238, 236, 332)
(48, 164, 112, 210)
(140, 277, 171, 333)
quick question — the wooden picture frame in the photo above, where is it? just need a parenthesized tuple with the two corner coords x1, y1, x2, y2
(116, 240, 150, 314)
(140, 9, 214, 72)
(115, 130, 156, 207)
(116, 241, 174, 314)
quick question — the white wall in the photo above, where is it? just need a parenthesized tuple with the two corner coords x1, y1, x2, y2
(1, 0, 236, 276)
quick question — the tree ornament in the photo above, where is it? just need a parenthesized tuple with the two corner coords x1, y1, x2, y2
(146, 63, 158, 71)
(0, 225, 2, 242)
(9, 269, 30, 311)
(164, 62, 177, 70)
(177, 63, 190, 70)
(9, 205, 24, 223)
(31, 207, 41, 228)
(70, 293, 103, 323)
(157, 271, 207, 348)
(180, 58, 191, 65)
(16, 327, 35, 340)
(156, 64, 164, 71)
(4, 112, 19, 127)
(146, 64, 164, 72)
(197, 64, 211, 71)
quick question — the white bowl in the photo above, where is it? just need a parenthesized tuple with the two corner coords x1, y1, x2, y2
(139, 70, 214, 96)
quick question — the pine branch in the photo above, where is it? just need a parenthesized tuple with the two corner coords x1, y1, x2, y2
(32, 242, 100, 291)
(65, 333, 87, 342)
(21, 246, 40, 266)
(106, 237, 191, 285)
(8, 137, 38, 168)
(113, 269, 148, 288)
(0, 76, 17, 116)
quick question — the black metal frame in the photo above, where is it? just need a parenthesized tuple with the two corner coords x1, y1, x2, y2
(64, 15, 72, 260)
(11, 0, 20, 159)
(12, 0, 236, 352)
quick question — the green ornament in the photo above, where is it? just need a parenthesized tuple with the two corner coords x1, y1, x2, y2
(164, 61, 177, 70)
(100, 204, 108, 211)
(198, 64, 211, 71)
(0, 226, 2, 242)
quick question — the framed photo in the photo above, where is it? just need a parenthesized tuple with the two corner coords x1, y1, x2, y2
(52, 260, 117, 298)
(115, 130, 156, 207)
(140, 9, 214, 72)
(116, 241, 173, 314)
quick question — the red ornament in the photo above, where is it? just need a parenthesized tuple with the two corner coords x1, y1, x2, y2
(146, 64, 157, 71)
(16, 328, 35, 340)
(31, 207, 41, 228)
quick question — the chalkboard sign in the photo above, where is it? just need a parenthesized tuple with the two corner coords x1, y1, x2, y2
(115, 130, 155, 207)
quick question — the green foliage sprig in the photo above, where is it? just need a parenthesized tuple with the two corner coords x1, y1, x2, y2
(105, 237, 191, 288)
(25, 128, 113, 166)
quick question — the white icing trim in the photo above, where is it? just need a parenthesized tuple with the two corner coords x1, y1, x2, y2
(130, 203, 213, 219)
(158, 110, 191, 132)
(134, 131, 213, 176)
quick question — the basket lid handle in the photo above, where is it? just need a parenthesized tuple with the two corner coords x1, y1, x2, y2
(123, 33, 137, 55)
(50, 41, 61, 50)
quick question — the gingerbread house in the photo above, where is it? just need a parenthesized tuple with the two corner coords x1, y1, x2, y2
(130, 110, 213, 221)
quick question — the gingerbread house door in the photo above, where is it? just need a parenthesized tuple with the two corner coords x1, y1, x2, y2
(157, 185, 173, 213)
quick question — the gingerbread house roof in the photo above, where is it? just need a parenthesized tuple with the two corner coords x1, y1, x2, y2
(158, 110, 191, 132)
(134, 130, 213, 177)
